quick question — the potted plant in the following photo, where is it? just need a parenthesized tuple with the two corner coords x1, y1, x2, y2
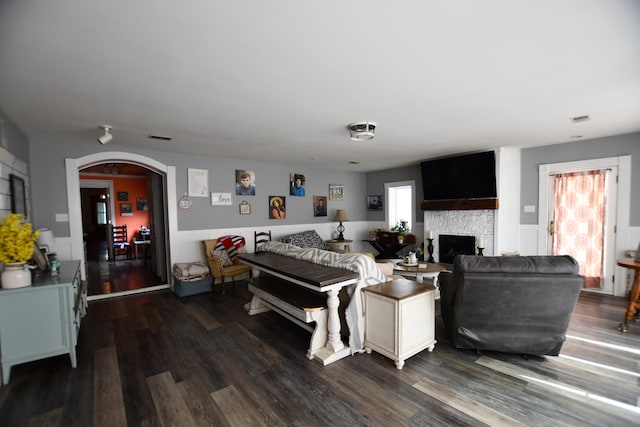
(0, 213, 40, 288)
(391, 220, 410, 243)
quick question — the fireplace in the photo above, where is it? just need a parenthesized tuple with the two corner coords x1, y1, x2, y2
(439, 235, 476, 264)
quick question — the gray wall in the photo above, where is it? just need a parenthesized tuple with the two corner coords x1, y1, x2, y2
(520, 132, 640, 226)
(0, 109, 29, 163)
(28, 136, 366, 237)
(366, 164, 423, 223)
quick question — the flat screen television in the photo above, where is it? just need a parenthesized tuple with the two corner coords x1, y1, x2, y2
(421, 151, 497, 201)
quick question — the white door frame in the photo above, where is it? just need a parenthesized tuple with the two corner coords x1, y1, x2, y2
(65, 152, 177, 284)
(538, 155, 631, 297)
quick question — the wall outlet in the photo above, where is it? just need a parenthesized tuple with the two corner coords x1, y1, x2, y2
(55, 213, 69, 222)
(524, 205, 536, 213)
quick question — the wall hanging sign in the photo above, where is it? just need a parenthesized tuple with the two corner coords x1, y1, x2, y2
(188, 168, 208, 197)
(239, 200, 251, 215)
(178, 193, 192, 211)
(211, 192, 232, 206)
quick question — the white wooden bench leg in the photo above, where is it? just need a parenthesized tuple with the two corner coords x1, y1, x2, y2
(325, 288, 344, 352)
(246, 294, 271, 315)
(306, 311, 328, 360)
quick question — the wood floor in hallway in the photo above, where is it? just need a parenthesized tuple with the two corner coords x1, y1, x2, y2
(0, 286, 638, 426)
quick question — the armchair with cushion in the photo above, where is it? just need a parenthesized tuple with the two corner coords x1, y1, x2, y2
(438, 255, 583, 356)
(203, 235, 252, 294)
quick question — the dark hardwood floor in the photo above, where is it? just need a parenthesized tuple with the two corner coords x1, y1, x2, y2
(1, 285, 638, 426)
(86, 235, 163, 297)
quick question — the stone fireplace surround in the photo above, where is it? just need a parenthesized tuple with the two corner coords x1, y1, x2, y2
(424, 209, 495, 264)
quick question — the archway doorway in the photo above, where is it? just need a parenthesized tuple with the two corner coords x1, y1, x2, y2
(80, 163, 166, 298)
(65, 152, 178, 301)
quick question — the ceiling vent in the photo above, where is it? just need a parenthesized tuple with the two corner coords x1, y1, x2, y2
(148, 134, 173, 141)
(349, 122, 376, 141)
(570, 115, 590, 123)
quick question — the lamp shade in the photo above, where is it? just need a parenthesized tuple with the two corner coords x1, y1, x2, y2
(333, 209, 349, 222)
(37, 228, 56, 252)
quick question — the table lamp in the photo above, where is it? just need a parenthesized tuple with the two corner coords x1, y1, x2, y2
(37, 228, 56, 253)
(334, 209, 349, 241)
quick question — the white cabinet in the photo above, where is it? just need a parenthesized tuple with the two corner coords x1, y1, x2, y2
(364, 278, 436, 369)
(0, 261, 82, 384)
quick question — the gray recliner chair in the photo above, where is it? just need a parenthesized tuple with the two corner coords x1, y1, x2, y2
(438, 255, 583, 356)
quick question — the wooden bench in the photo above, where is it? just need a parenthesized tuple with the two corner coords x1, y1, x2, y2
(247, 275, 329, 359)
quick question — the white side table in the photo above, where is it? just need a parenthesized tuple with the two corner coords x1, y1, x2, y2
(328, 239, 353, 253)
(363, 278, 436, 369)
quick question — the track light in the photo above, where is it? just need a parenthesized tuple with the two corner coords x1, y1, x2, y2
(97, 125, 113, 145)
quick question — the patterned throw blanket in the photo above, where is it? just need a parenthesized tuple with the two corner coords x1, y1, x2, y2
(261, 241, 387, 353)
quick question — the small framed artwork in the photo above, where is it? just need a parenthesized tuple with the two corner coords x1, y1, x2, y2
(313, 196, 327, 217)
(9, 174, 27, 215)
(367, 195, 383, 210)
(239, 200, 251, 215)
(329, 184, 344, 201)
(188, 168, 209, 197)
(136, 198, 148, 210)
(120, 203, 133, 216)
(117, 191, 129, 201)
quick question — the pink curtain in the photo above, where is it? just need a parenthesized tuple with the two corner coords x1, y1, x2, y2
(552, 170, 607, 288)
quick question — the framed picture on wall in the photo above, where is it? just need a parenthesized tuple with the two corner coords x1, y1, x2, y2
(120, 203, 133, 216)
(9, 174, 27, 215)
(367, 195, 383, 210)
(239, 200, 251, 215)
(329, 184, 344, 201)
(137, 198, 148, 210)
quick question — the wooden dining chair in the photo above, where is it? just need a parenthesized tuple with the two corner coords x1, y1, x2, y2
(111, 224, 131, 261)
(254, 230, 272, 252)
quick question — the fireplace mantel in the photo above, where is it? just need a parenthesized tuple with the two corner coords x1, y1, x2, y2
(421, 198, 499, 211)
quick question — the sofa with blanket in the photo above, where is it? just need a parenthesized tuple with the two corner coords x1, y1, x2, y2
(438, 255, 583, 356)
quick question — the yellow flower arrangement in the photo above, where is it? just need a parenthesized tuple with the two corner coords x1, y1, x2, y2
(0, 214, 40, 263)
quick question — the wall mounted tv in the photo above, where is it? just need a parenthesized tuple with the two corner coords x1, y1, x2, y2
(421, 151, 497, 201)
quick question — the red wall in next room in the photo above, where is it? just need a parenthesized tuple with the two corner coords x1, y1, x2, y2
(81, 174, 150, 243)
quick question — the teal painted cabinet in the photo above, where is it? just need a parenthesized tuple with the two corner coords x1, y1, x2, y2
(0, 260, 82, 384)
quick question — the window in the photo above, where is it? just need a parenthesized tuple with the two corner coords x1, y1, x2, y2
(385, 180, 415, 231)
(97, 201, 107, 225)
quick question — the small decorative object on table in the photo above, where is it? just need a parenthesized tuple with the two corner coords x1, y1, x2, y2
(0, 214, 40, 288)
(477, 237, 485, 256)
(426, 230, 435, 263)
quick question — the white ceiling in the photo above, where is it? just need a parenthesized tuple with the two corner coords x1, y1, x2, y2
(1, 1, 639, 172)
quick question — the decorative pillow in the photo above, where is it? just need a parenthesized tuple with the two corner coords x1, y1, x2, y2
(214, 235, 246, 261)
(210, 249, 232, 266)
(280, 230, 329, 249)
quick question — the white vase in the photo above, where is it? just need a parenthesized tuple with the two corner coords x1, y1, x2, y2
(1, 262, 31, 289)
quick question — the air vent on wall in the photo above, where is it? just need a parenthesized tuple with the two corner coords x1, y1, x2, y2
(148, 134, 173, 141)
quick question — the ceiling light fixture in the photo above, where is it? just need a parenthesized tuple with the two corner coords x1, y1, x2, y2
(349, 122, 376, 141)
(97, 125, 113, 145)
